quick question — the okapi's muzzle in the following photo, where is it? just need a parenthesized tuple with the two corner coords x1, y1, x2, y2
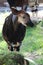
(26, 19, 34, 27)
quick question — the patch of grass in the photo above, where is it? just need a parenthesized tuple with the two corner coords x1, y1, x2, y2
(0, 32, 3, 42)
(0, 52, 24, 65)
(20, 25, 43, 52)
(35, 58, 43, 65)
(30, 58, 43, 65)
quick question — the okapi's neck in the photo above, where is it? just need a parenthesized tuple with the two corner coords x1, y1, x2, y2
(12, 16, 20, 31)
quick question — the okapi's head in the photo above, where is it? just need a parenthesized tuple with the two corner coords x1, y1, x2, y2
(12, 7, 34, 27)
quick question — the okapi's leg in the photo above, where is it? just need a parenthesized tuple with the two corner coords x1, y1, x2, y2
(7, 42, 21, 51)
(7, 42, 11, 51)
(13, 42, 21, 51)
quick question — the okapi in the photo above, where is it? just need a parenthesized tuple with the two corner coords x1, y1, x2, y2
(2, 10, 34, 51)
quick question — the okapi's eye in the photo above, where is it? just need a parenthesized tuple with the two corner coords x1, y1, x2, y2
(23, 16, 25, 19)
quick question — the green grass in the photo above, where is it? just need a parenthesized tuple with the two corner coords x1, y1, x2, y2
(30, 58, 43, 65)
(35, 58, 43, 65)
(20, 25, 43, 53)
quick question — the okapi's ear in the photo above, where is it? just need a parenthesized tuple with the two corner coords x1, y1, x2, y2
(11, 7, 19, 14)
(26, 13, 30, 19)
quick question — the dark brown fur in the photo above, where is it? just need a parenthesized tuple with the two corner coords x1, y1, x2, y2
(2, 11, 34, 51)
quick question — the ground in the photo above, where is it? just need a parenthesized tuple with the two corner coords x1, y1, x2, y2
(0, 12, 43, 65)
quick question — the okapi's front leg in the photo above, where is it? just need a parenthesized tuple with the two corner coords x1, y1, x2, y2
(8, 42, 21, 51)
(14, 42, 21, 51)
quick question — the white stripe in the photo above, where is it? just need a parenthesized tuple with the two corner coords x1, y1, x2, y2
(12, 14, 17, 23)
